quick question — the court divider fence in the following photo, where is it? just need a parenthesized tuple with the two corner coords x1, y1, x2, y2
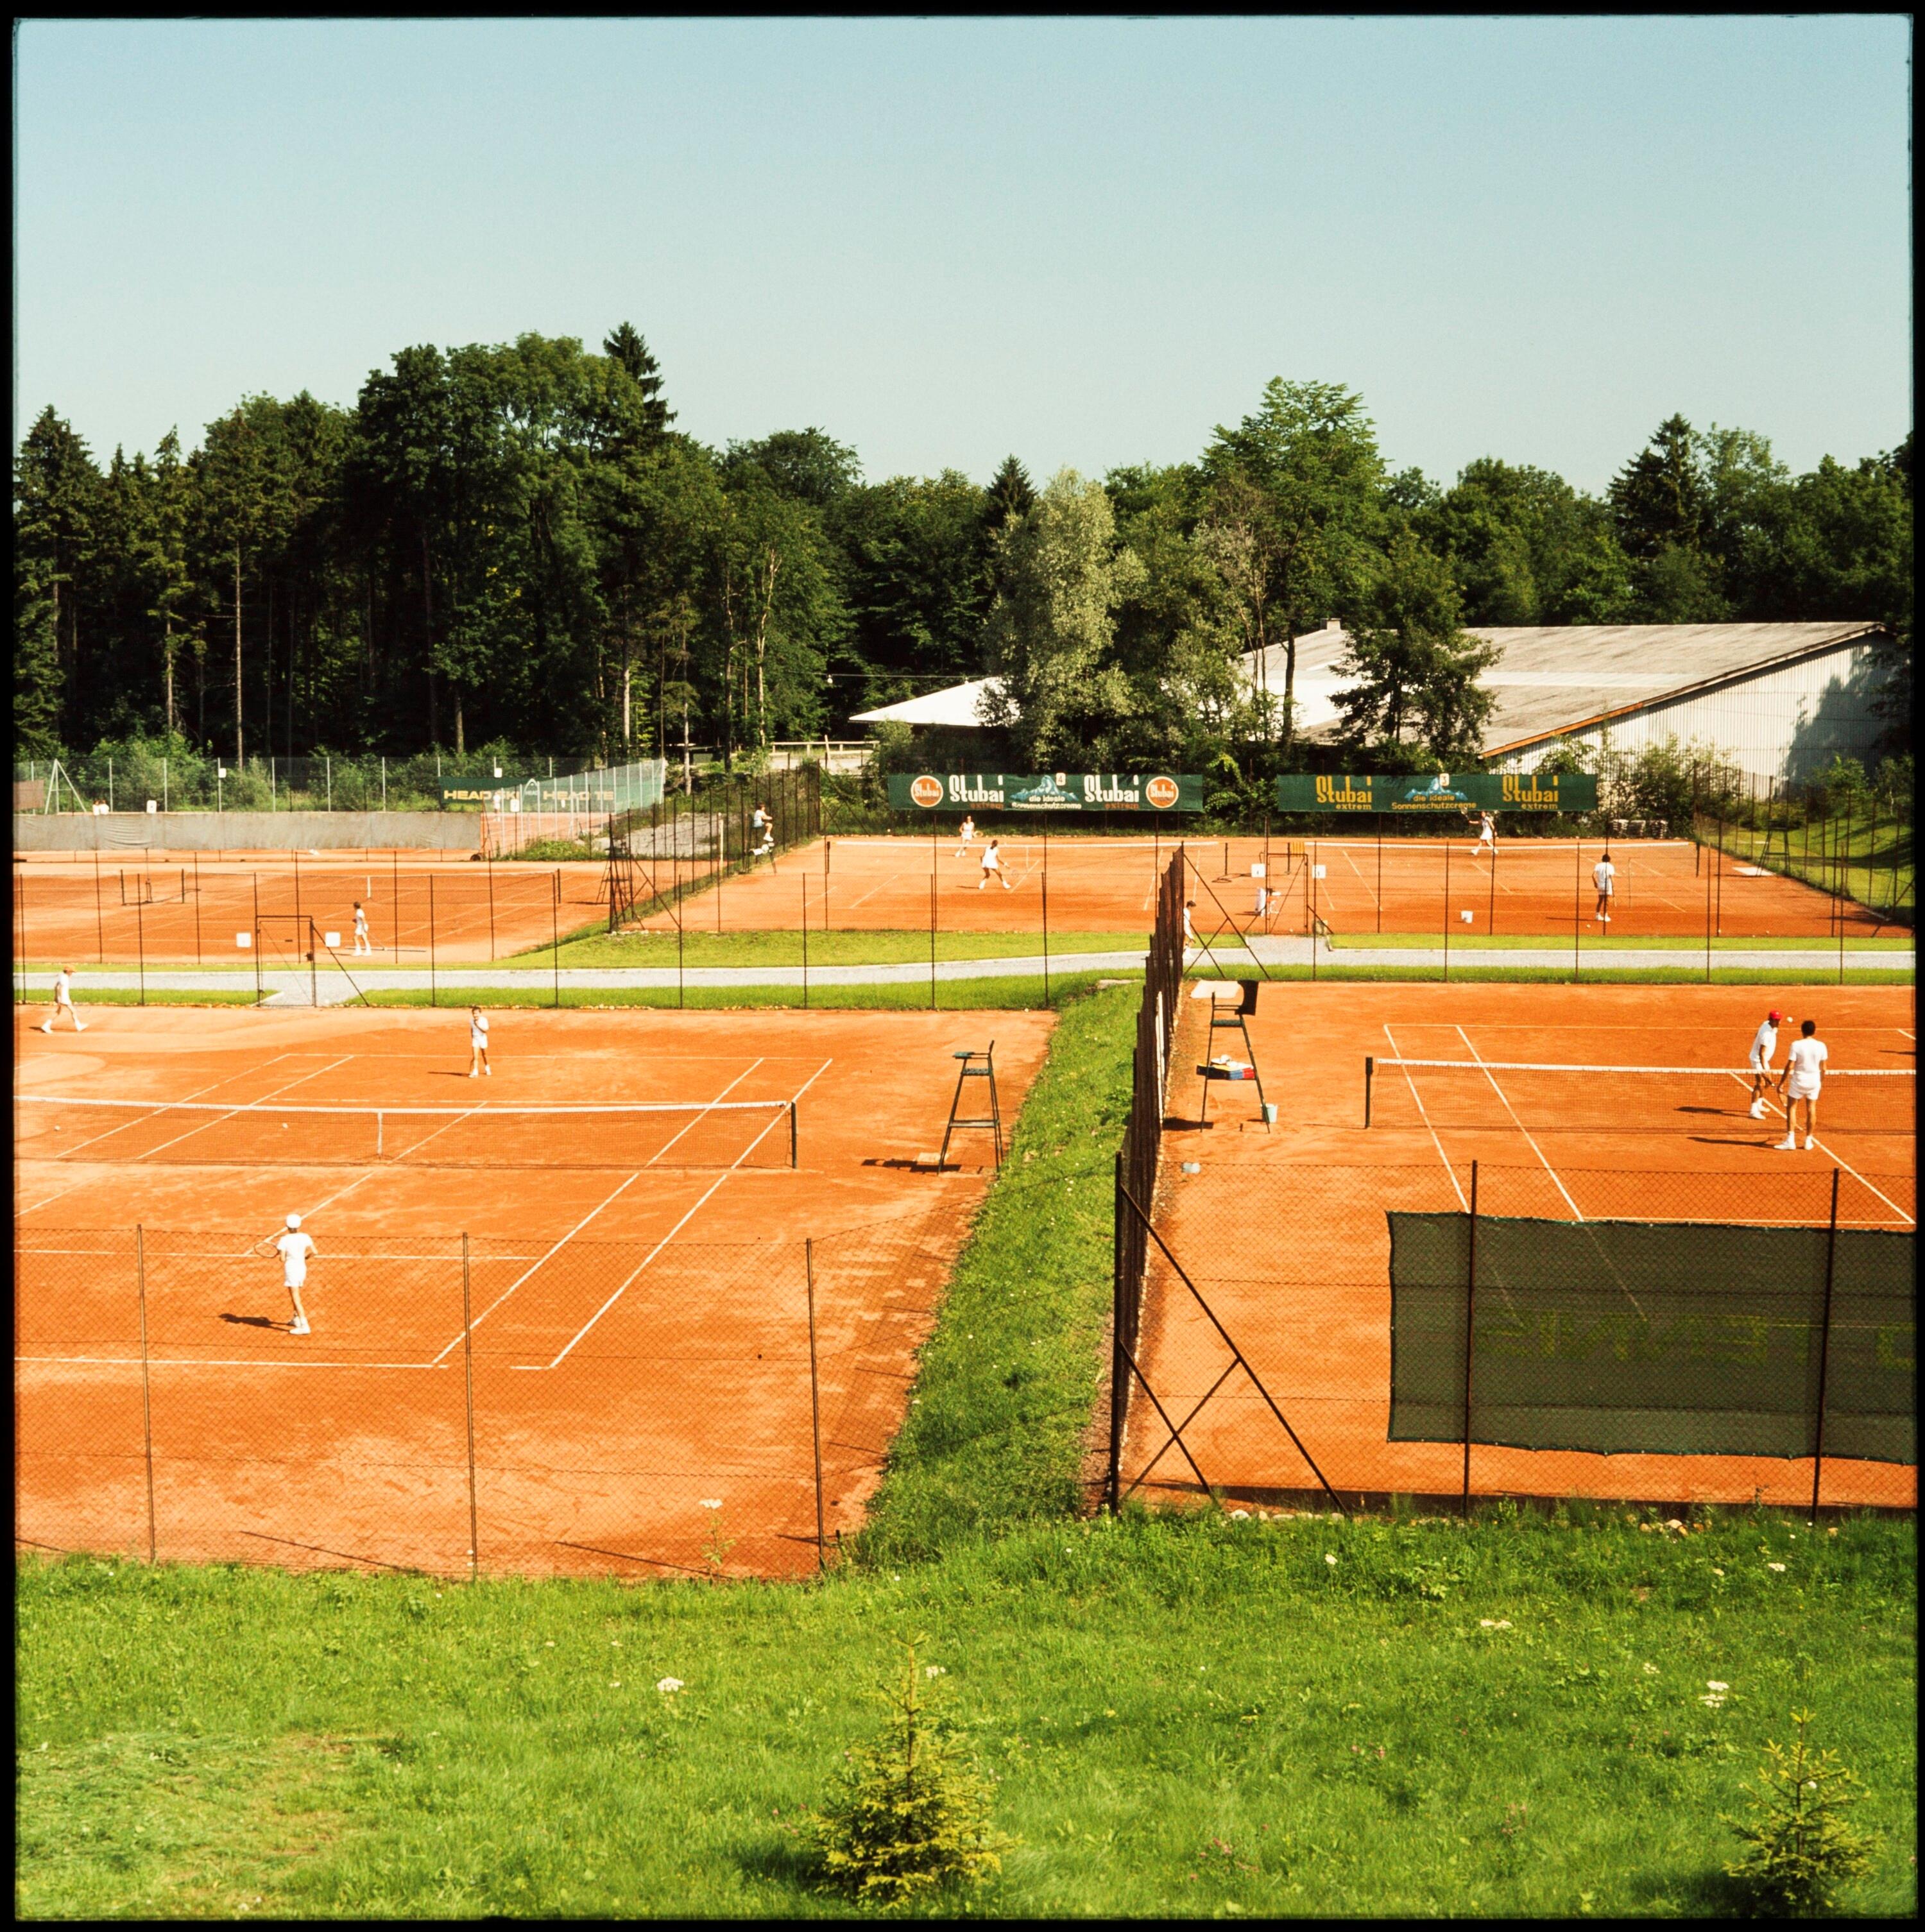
(1108, 1154, 1915, 1517)
(14, 1211, 972, 1581)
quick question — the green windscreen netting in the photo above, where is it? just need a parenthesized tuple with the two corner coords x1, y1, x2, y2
(1388, 1212, 1915, 1464)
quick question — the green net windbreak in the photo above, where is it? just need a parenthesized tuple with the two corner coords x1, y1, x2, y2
(1388, 1211, 1915, 1464)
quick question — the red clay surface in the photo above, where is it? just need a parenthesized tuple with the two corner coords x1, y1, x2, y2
(14, 1004, 1054, 1578)
(630, 833, 1888, 940)
(1123, 981, 1915, 1512)
(13, 852, 608, 966)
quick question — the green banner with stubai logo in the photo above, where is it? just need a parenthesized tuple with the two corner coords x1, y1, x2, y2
(1274, 772, 1598, 814)
(888, 773, 1204, 812)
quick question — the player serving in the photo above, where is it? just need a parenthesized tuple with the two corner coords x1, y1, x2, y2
(1746, 1007, 1790, 1120)
(1775, 1018, 1826, 1151)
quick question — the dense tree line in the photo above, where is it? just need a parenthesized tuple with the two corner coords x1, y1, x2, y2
(13, 337, 1912, 780)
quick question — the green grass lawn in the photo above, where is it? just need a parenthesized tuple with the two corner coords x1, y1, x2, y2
(17, 1514, 1915, 1918)
(1326, 932, 1915, 952)
(517, 927, 1152, 970)
(13, 980, 1916, 1917)
(13, 987, 263, 1009)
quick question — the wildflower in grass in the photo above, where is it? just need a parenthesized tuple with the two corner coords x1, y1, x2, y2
(1643, 1663, 1659, 1675)
(1478, 1619, 1513, 1630)
(1325, 1554, 1338, 1567)
(1767, 1562, 1787, 1573)
(924, 1665, 946, 1679)
(656, 1677, 685, 1695)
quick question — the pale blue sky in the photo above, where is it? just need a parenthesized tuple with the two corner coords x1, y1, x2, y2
(13, 16, 1913, 493)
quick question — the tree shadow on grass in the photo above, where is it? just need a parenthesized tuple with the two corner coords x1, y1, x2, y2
(731, 1831, 821, 1902)
(1626, 1865, 1752, 1917)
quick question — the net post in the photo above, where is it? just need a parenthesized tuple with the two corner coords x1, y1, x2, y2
(193, 851, 202, 962)
(805, 1237, 826, 1575)
(461, 1233, 480, 1582)
(789, 1098, 798, 1170)
(1810, 1167, 1841, 1526)
(135, 1226, 157, 1564)
(1365, 1055, 1374, 1128)
(1461, 1160, 1478, 1517)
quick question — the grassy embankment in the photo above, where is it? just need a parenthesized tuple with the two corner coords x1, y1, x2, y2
(16, 980, 1917, 1917)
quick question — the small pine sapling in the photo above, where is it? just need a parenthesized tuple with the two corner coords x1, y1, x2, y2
(1723, 1708, 1879, 1915)
(804, 1633, 1007, 1907)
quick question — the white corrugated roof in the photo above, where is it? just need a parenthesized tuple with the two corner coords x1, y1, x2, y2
(851, 677, 1007, 727)
(850, 621, 1888, 747)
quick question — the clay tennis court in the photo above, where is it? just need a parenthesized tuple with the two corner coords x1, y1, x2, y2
(14, 1004, 1053, 1578)
(13, 851, 608, 967)
(1121, 980, 1915, 1512)
(627, 832, 1884, 941)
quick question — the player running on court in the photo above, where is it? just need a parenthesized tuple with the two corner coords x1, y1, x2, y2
(468, 1005, 492, 1077)
(352, 900, 372, 956)
(977, 837, 1013, 891)
(1746, 1007, 1789, 1120)
(261, 1213, 316, 1335)
(1775, 1018, 1826, 1150)
(1591, 848, 1616, 923)
(953, 814, 977, 859)
(39, 966, 87, 1034)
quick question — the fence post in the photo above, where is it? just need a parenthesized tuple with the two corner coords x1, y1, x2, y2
(929, 871, 937, 1011)
(487, 850, 496, 961)
(253, 874, 263, 1005)
(801, 875, 809, 1009)
(391, 850, 400, 962)
(552, 871, 561, 1008)
(805, 1238, 826, 1573)
(1573, 840, 1581, 981)
(1041, 822, 1050, 1004)
(94, 849, 105, 963)
(1108, 1147, 1125, 1514)
(1810, 1167, 1841, 1525)
(193, 851, 202, 964)
(136, 894, 146, 1005)
(1461, 1160, 1478, 1517)
(1377, 813, 1384, 933)
(1704, 825, 1713, 984)
(462, 1234, 480, 1580)
(1442, 836, 1451, 984)
(429, 874, 437, 1008)
(135, 1226, 157, 1564)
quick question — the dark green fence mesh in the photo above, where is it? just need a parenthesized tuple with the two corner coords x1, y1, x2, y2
(1389, 1211, 1915, 1464)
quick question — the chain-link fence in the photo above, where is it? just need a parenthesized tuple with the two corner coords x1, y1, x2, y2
(1109, 1160, 1916, 1515)
(15, 1215, 963, 1579)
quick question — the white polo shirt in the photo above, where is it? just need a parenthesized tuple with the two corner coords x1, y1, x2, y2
(1784, 1037, 1827, 1099)
(1748, 1020, 1779, 1072)
(276, 1230, 316, 1285)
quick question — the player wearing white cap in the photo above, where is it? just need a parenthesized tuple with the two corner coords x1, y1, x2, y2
(1746, 1007, 1790, 1120)
(39, 966, 87, 1034)
(264, 1213, 317, 1335)
(1775, 1018, 1827, 1151)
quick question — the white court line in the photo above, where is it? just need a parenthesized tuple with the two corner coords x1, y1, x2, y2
(15, 1054, 312, 1213)
(538, 1056, 835, 1371)
(424, 1058, 782, 1364)
(1336, 842, 1382, 916)
(112, 1057, 357, 1165)
(1382, 1023, 1468, 1210)
(17, 1354, 445, 1372)
(1722, 1070, 1916, 1227)
(1454, 1025, 1586, 1222)
(645, 1058, 764, 1163)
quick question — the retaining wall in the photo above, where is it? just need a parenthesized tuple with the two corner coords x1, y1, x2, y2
(12, 812, 482, 853)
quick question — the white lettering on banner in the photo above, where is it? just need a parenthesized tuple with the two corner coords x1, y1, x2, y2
(1081, 774, 1142, 804)
(945, 776, 1006, 805)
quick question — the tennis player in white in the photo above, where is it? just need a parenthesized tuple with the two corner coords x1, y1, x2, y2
(977, 838, 1012, 891)
(266, 1213, 316, 1335)
(40, 966, 87, 1034)
(1475, 811, 1497, 857)
(468, 1005, 492, 1077)
(953, 814, 976, 859)
(1775, 1018, 1826, 1150)
(1746, 1007, 1789, 1119)
(352, 900, 372, 956)
(1592, 850, 1616, 923)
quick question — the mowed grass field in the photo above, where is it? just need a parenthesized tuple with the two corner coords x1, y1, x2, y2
(15, 986, 1918, 1917)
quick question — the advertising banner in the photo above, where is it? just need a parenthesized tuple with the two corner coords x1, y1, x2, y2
(1274, 772, 1598, 814)
(887, 773, 1204, 813)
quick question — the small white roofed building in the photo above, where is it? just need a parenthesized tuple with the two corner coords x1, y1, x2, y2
(859, 620, 1895, 785)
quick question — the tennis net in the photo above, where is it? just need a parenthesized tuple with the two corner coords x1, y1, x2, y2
(1364, 1058, 1915, 1138)
(14, 1093, 798, 1170)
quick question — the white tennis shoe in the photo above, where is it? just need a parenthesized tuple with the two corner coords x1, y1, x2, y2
(1803, 1136, 1816, 1150)
(1774, 1137, 1798, 1150)
(1749, 1100, 1765, 1118)
(291, 1318, 311, 1335)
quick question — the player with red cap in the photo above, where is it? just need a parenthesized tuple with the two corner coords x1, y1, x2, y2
(1746, 1007, 1792, 1121)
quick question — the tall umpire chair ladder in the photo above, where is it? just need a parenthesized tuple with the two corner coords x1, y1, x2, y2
(1197, 978, 1270, 1131)
(937, 1042, 1004, 1170)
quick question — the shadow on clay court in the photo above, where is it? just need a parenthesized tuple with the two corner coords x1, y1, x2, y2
(219, 1313, 284, 1331)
